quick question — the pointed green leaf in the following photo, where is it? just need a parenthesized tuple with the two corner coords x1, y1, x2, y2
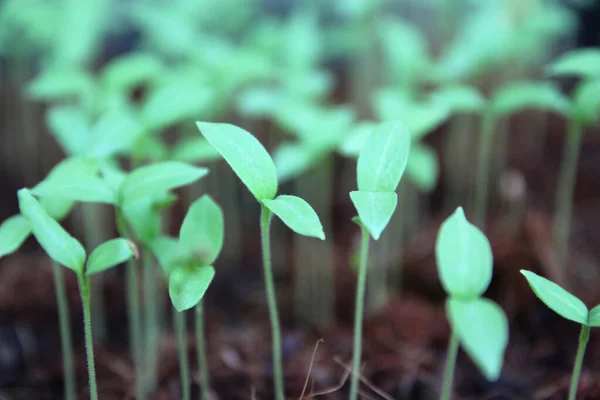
(589, 304, 600, 327)
(350, 191, 397, 240)
(46, 105, 91, 155)
(169, 264, 215, 312)
(573, 79, 600, 125)
(32, 175, 116, 204)
(357, 121, 410, 192)
(26, 68, 93, 101)
(122, 197, 163, 243)
(86, 109, 143, 158)
(101, 52, 163, 92)
(405, 144, 439, 192)
(491, 81, 571, 117)
(0, 215, 31, 258)
(180, 195, 224, 265)
(196, 122, 278, 201)
(436, 207, 492, 298)
(262, 195, 325, 240)
(520, 270, 588, 325)
(86, 238, 137, 275)
(171, 136, 221, 163)
(548, 48, 600, 79)
(338, 122, 376, 157)
(136, 134, 170, 162)
(17, 189, 86, 273)
(40, 197, 75, 221)
(432, 85, 485, 114)
(119, 162, 208, 204)
(447, 298, 508, 381)
(149, 235, 186, 278)
(272, 143, 317, 182)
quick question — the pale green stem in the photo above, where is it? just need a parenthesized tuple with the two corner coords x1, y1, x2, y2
(82, 204, 106, 342)
(260, 205, 284, 400)
(568, 324, 590, 400)
(553, 118, 584, 270)
(77, 273, 98, 400)
(51, 261, 76, 400)
(440, 332, 459, 400)
(195, 300, 210, 400)
(142, 247, 158, 394)
(474, 111, 496, 229)
(174, 310, 190, 400)
(349, 225, 370, 400)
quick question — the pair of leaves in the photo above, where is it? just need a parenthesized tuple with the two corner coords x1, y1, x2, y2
(446, 297, 509, 381)
(436, 207, 493, 298)
(17, 189, 135, 275)
(196, 122, 325, 240)
(350, 121, 410, 240)
(521, 270, 600, 327)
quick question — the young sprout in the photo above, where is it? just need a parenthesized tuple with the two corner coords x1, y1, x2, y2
(436, 208, 508, 400)
(521, 270, 600, 400)
(196, 122, 325, 400)
(348, 121, 410, 400)
(17, 189, 137, 400)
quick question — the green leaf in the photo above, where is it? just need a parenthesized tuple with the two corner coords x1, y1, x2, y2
(46, 105, 91, 155)
(272, 143, 318, 182)
(17, 189, 86, 273)
(180, 195, 224, 265)
(169, 264, 215, 311)
(86, 238, 137, 275)
(491, 81, 571, 117)
(435, 207, 492, 298)
(405, 144, 439, 192)
(122, 197, 163, 243)
(32, 171, 116, 205)
(26, 67, 93, 101)
(196, 122, 278, 201)
(86, 109, 143, 158)
(119, 161, 208, 204)
(547, 48, 600, 79)
(0, 215, 31, 258)
(171, 136, 221, 163)
(589, 304, 600, 327)
(262, 195, 325, 240)
(143, 81, 213, 131)
(135, 134, 170, 162)
(40, 197, 75, 221)
(149, 235, 186, 278)
(432, 85, 485, 114)
(447, 298, 508, 381)
(573, 79, 600, 125)
(520, 270, 588, 325)
(338, 122, 376, 157)
(101, 52, 163, 92)
(357, 121, 410, 192)
(349, 191, 397, 240)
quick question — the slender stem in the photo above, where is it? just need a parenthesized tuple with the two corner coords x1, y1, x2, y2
(78, 273, 98, 400)
(82, 204, 106, 342)
(568, 324, 590, 400)
(174, 309, 191, 400)
(142, 247, 158, 394)
(473, 111, 496, 230)
(260, 205, 284, 400)
(553, 118, 584, 270)
(51, 262, 76, 400)
(195, 300, 211, 400)
(440, 332, 460, 400)
(116, 208, 145, 400)
(349, 225, 370, 400)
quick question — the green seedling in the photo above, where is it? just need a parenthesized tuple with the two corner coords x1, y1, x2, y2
(521, 270, 600, 400)
(436, 207, 508, 400)
(348, 121, 410, 400)
(472, 81, 571, 228)
(547, 48, 600, 80)
(196, 121, 325, 400)
(17, 189, 136, 400)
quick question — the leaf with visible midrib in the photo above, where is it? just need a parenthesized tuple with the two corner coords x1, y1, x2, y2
(520, 270, 588, 325)
(196, 122, 278, 201)
(263, 195, 325, 240)
(350, 191, 397, 240)
(86, 238, 137, 275)
(169, 264, 215, 312)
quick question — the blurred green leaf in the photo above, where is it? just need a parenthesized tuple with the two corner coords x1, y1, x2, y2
(18, 189, 86, 273)
(573, 79, 600, 125)
(436, 207, 492, 298)
(87, 109, 143, 158)
(101, 52, 163, 92)
(491, 81, 571, 117)
(405, 144, 439, 192)
(432, 86, 485, 114)
(150, 235, 185, 278)
(350, 191, 397, 240)
(46, 105, 91, 155)
(196, 122, 278, 201)
(263, 195, 325, 240)
(0, 215, 31, 258)
(27, 67, 93, 101)
(171, 137, 221, 163)
(86, 238, 137, 275)
(169, 264, 215, 312)
(338, 121, 376, 157)
(180, 195, 224, 265)
(273, 143, 318, 182)
(589, 304, 600, 327)
(548, 48, 600, 79)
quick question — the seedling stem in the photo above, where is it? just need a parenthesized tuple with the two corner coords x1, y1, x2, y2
(77, 272, 98, 400)
(569, 324, 590, 400)
(174, 310, 191, 400)
(440, 332, 459, 400)
(195, 300, 211, 400)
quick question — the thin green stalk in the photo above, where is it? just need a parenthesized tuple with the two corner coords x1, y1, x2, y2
(82, 204, 106, 342)
(260, 205, 284, 400)
(553, 118, 584, 269)
(473, 111, 496, 229)
(174, 310, 191, 400)
(51, 261, 76, 400)
(195, 300, 211, 400)
(77, 273, 98, 400)
(349, 225, 370, 400)
(142, 247, 158, 394)
(568, 324, 590, 400)
(440, 332, 459, 400)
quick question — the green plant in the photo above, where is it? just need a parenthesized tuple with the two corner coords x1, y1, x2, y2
(347, 121, 410, 400)
(435, 207, 508, 400)
(17, 189, 136, 400)
(521, 270, 600, 400)
(196, 121, 325, 400)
